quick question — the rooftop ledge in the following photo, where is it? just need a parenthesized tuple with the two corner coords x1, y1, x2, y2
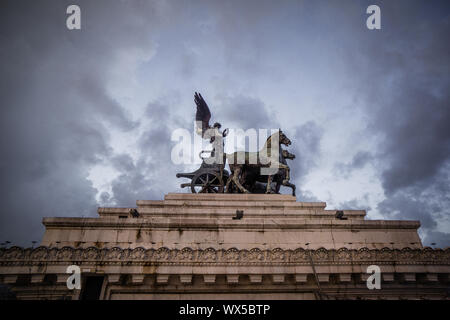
(96, 193, 367, 218)
(136, 193, 326, 209)
(164, 193, 298, 202)
(42, 217, 421, 230)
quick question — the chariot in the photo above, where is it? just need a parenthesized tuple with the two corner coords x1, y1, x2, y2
(176, 151, 230, 193)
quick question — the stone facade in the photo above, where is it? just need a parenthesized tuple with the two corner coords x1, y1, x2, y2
(0, 193, 449, 300)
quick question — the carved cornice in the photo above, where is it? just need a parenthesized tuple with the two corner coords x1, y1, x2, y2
(41, 218, 421, 230)
(0, 246, 449, 266)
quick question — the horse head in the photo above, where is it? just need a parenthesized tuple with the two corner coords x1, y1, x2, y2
(279, 129, 291, 146)
(282, 149, 295, 160)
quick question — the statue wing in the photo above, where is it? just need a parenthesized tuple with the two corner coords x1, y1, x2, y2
(194, 92, 211, 137)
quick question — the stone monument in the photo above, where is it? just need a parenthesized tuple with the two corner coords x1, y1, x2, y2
(0, 193, 449, 300)
(0, 93, 448, 299)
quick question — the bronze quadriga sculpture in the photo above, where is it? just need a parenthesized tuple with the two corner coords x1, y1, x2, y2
(176, 92, 296, 195)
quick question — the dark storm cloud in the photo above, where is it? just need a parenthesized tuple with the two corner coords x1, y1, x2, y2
(357, 4, 449, 188)
(337, 1, 450, 245)
(377, 87, 450, 194)
(376, 164, 450, 246)
(0, 0, 160, 245)
(106, 98, 188, 207)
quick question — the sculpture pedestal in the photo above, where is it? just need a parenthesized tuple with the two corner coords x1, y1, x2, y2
(1, 193, 449, 300)
(42, 193, 422, 250)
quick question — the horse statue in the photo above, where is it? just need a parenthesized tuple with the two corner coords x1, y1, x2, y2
(275, 149, 296, 196)
(237, 147, 296, 196)
(185, 91, 295, 195)
(225, 130, 292, 194)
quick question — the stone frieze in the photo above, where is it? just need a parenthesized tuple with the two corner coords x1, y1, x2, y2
(0, 246, 449, 266)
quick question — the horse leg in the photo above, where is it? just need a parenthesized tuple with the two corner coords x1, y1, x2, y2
(232, 166, 250, 194)
(279, 164, 290, 185)
(274, 170, 284, 194)
(266, 175, 274, 194)
(225, 176, 232, 193)
(283, 181, 296, 197)
(275, 180, 281, 194)
(225, 165, 234, 193)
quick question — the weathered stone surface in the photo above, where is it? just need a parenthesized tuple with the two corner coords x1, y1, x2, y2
(41, 194, 420, 250)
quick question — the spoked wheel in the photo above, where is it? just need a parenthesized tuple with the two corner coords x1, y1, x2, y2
(191, 171, 224, 193)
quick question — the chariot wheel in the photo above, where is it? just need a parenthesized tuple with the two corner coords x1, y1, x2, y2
(191, 171, 224, 193)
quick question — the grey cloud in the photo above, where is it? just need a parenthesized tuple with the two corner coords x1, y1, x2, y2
(280, 121, 323, 199)
(111, 154, 135, 173)
(76, 76, 139, 131)
(423, 231, 450, 249)
(338, 197, 372, 212)
(377, 89, 450, 194)
(0, 0, 160, 246)
(290, 121, 323, 182)
(332, 1, 450, 245)
(180, 52, 197, 79)
(295, 190, 321, 202)
(378, 192, 437, 230)
(107, 99, 185, 207)
(334, 151, 373, 178)
(213, 94, 276, 130)
(376, 164, 450, 245)
(345, 2, 450, 194)
(110, 169, 157, 208)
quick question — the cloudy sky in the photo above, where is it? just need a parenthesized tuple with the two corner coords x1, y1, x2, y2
(0, 0, 449, 247)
